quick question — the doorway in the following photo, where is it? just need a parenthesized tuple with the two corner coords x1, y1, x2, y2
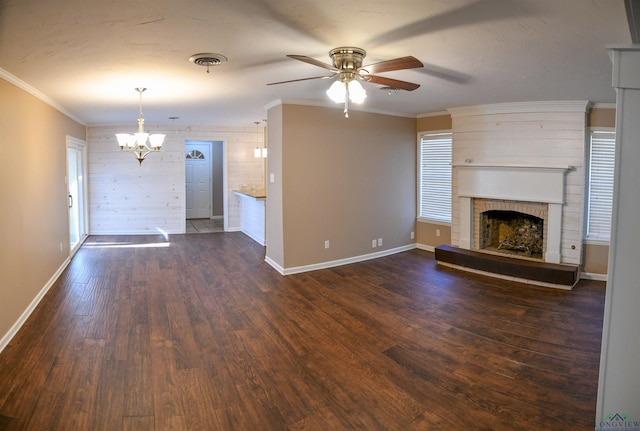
(185, 140, 225, 232)
(66, 136, 87, 255)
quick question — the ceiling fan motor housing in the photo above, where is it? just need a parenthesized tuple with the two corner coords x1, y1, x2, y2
(330, 47, 367, 83)
(329, 47, 366, 71)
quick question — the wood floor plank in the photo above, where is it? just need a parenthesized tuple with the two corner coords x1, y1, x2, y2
(177, 368, 224, 431)
(52, 338, 106, 431)
(123, 323, 154, 417)
(0, 233, 606, 430)
(122, 415, 155, 431)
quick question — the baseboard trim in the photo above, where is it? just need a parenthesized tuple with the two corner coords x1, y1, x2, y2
(240, 229, 265, 246)
(416, 243, 435, 252)
(266, 244, 417, 276)
(264, 256, 285, 275)
(580, 272, 608, 282)
(0, 257, 71, 354)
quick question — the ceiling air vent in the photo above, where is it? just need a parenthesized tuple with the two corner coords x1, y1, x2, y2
(189, 53, 228, 73)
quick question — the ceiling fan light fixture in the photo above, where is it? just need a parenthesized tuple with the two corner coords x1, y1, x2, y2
(326, 79, 367, 104)
(348, 80, 367, 104)
(326, 80, 346, 103)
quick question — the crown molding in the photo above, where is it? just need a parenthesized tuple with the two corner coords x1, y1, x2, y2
(591, 102, 616, 110)
(0, 67, 85, 125)
(447, 100, 592, 118)
(417, 110, 450, 118)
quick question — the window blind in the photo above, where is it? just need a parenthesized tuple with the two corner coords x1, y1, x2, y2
(586, 129, 616, 242)
(419, 132, 452, 223)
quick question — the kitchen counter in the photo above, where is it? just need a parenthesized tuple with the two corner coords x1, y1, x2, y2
(234, 188, 266, 199)
(234, 189, 266, 245)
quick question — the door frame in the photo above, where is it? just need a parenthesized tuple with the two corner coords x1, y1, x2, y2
(66, 135, 88, 256)
(184, 139, 227, 232)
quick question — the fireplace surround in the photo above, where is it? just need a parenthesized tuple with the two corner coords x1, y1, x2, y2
(456, 164, 573, 264)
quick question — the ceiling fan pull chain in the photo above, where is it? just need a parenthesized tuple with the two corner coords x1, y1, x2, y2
(344, 84, 350, 118)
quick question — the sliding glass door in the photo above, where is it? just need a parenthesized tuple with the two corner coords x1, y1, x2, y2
(66, 136, 87, 254)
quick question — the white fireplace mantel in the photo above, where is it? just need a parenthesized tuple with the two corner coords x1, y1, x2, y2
(455, 164, 574, 203)
(456, 164, 573, 264)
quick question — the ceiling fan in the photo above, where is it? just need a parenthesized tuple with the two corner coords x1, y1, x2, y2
(267, 47, 424, 117)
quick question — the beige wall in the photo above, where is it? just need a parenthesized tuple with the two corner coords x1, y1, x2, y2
(0, 78, 85, 346)
(416, 113, 453, 249)
(416, 112, 452, 132)
(589, 106, 616, 128)
(416, 222, 451, 249)
(266, 103, 416, 271)
(583, 243, 609, 275)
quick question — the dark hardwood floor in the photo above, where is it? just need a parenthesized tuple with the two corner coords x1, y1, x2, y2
(0, 233, 606, 430)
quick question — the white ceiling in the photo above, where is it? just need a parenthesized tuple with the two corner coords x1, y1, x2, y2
(0, 0, 631, 126)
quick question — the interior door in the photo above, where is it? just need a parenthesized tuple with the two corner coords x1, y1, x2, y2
(185, 142, 212, 219)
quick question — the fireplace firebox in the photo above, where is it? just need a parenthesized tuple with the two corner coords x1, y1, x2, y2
(480, 210, 544, 259)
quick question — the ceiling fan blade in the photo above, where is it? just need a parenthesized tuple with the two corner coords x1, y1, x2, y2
(365, 75, 420, 91)
(267, 74, 336, 86)
(287, 55, 337, 71)
(362, 56, 423, 74)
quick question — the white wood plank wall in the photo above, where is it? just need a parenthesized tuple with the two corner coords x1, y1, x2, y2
(87, 123, 265, 235)
(448, 102, 590, 265)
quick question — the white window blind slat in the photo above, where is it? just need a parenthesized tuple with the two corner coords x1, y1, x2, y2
(419, 132, 452, 223)
(586, 130, 616, 242)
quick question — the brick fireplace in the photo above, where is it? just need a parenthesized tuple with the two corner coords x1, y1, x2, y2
(456, 164, 572, 264)
(437, 101, 589, 286)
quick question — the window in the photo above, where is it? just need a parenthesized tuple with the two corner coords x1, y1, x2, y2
(586, 129, 616, 242)
(186, 150, 205, 159)
(418, 131, 452, 223)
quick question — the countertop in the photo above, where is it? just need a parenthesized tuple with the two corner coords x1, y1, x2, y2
(234, 189, 266, 200)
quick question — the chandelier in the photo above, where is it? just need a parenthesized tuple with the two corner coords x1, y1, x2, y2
(115, 87, 165, 165)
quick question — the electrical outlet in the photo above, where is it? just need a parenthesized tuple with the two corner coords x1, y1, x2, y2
(324, 240, 330, 249)
(372, 239, 377, 248)
(410, 231, 415, 240)
(436, 229, 441, 237)
(377, 238, 383, 247)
